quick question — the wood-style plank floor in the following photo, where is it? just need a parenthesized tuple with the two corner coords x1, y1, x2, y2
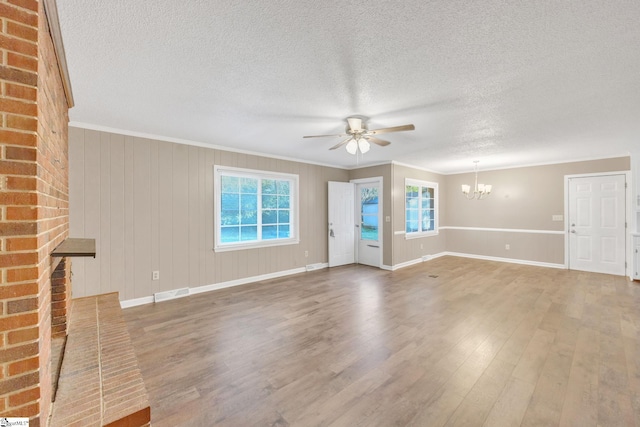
(122, 256, 640, 426)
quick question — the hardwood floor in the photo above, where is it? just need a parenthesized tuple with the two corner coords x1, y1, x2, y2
(122, 256, 640, 426)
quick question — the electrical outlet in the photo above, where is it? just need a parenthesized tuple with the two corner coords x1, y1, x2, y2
(304, 250, 309, 258)
(420, 244, 424, 249)
(152, 271, 160, 280)
(505, 244, 510, 250)
(385, 216, 390, 222)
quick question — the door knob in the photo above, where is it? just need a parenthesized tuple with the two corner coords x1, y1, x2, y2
(329, 229, 335, 237)
(570, 230, 576, 233)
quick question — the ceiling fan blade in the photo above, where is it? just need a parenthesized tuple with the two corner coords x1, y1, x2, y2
(303, 133, 348, 138)
(367, 136, 391, 147)
(368, 124, 415, 135)
(329, 138, 353, 150)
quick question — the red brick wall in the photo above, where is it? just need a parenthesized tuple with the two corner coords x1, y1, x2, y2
(50, 258, 69, 339)
(0, 0, 70, 424)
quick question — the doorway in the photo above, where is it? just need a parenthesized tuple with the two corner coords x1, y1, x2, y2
(328, 178, 383, 268)
(567, 173, 626, 275)
(328, 181, 355, 267)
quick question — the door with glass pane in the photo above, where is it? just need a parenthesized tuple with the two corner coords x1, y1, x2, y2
(357, 181, 381, 267)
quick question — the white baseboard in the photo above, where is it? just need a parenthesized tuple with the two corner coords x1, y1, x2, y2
(389, 258, 423, 271)
(441, 252, 566, 269)
(383, 252, 448, 271)
(120, 266, 308, 308)
(386, 251, 564, 271)
(190, 267, 307, 296)
(120, 296, 154, 309)
(120, 254, 565, 309)
(154, 287, 189, 303)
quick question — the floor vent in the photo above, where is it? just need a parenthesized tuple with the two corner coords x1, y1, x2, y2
(306, 263, 324, 272)
(154, 287, 190, 303)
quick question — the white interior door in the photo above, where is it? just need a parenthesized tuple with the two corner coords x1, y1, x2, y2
(356, 181, 381, 267)
(568, 174, 626, 275)
(328, 181, 355, 267)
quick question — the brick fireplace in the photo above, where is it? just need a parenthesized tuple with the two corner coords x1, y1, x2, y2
(50, 258, 70, 339)
(1, 0, 74, 425)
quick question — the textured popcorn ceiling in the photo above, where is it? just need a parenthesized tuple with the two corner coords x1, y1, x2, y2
(56, 0, 640, 173)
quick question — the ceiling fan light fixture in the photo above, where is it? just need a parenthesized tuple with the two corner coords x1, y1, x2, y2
(358, 138, 370, 153)
(303, 117, 415, 156)
(345, 139, 358, 155)
(347, 117, 363, 132)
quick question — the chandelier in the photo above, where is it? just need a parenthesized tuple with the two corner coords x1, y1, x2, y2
(461, 161, 492, 200)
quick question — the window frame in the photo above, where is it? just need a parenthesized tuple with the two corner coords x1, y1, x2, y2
(404, 178, 439, 239)
(214, 165, 299, 252)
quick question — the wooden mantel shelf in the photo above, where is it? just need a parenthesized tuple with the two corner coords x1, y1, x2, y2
(52, 238, 96, 258)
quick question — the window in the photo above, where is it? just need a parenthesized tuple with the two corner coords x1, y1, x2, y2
(405, 179, 438, 238)
(214, 166, 299, 251)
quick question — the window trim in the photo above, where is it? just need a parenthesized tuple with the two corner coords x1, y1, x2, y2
(404, 178, 439, 239)
(214, 165, 299, 252)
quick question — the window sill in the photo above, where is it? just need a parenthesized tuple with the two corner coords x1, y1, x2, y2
(214, 238, 300, 252)
(405, 231, 439, 240)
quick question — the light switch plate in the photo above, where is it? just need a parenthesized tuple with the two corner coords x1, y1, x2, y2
(552, 215, 563, 221)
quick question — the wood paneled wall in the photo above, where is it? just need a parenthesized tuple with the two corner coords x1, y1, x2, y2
(391, 163, 448, 266)
(69, 127, 349, 300)
(69, 126, 632, 301)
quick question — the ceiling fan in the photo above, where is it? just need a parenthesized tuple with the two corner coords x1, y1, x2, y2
(303, 117, 415, 155)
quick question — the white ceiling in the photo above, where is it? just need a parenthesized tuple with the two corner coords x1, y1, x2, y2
(56, 0, 640, 174)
